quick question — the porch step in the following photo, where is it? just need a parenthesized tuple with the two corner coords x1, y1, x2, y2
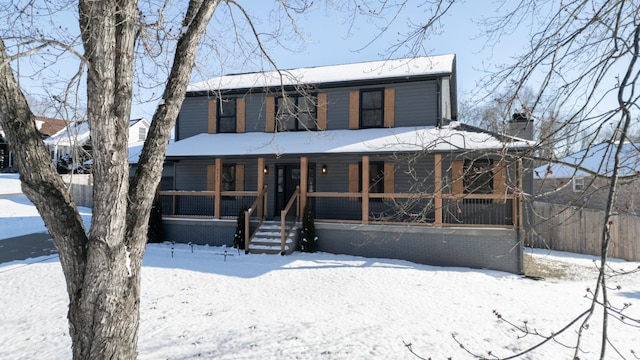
(247, 221, 298, 255)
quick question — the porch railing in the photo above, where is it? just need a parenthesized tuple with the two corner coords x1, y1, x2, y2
(245, 185, 269, 251)
(307, 192, 518, 228)
(160, 189, 519, 229)
(280, 186, 300, 254)
(158, 190, 258, 218)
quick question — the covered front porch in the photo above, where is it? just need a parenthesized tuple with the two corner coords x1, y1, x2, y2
(160, 152, 524, 267)
(161, 125, 529, 273)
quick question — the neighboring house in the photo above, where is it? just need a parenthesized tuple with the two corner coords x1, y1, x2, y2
(0, 116, 68, 171)
(45, 118, 150, 173)
(34, 116, 69, 139)
(163, 54, 533, 273)
(534, 141, 640, 214)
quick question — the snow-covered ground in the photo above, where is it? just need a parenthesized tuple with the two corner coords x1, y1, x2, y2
(1, 173, 639, 359)
(0, 174, 92, 238)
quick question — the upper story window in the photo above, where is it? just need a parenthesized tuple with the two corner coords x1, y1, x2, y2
(360, 89, 384, 128)
(218, 98, 237, 133)
(276, 95, 317, 131)
(573, 177, 585, 192)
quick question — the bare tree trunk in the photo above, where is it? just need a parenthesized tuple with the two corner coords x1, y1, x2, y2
(66, 0, 140, 357)
(1, 0, 220, 358)
(0, 38, 89, 338)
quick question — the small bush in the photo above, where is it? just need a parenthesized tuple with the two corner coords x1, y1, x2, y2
(147, 193, 163, 243)
(299, 204, 317, 253)
(234, 207, 246, 250)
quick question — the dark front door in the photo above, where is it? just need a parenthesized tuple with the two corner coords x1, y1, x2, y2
(276, 165, 300, 216)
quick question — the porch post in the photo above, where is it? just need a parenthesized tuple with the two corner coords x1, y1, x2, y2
(215, 158, 222, 219)
(434, 153, 443, 226)
(362, 155, 369, 224)
(300, 156, 308, 218)
(257, 157, 265, 218)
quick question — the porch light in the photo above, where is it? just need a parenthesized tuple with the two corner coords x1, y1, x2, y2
(321, 165, 327, 174)
(263, 165, 269, 174)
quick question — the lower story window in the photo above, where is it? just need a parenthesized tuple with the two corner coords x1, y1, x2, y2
(463, 159, 493, 195)
(222, 164, 235, 191)
(360, 162, 384, 193)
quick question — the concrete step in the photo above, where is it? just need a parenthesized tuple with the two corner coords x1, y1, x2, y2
(251, 237, 294, 246)
(248, 244, 292, 255)
(247, 222, 298, 255)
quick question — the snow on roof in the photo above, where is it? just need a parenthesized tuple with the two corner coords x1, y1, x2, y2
(165, 122, 530, 158)
(43, 121, 91, 147)
(187, 54, 455, 92)
(534, 141, 640, 179)
(34, 117, 68, 138)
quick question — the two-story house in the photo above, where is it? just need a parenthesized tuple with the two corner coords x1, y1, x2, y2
(163, 54, 532, 273)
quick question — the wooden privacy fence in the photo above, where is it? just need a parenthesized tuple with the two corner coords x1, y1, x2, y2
(530, 201, 640, 261)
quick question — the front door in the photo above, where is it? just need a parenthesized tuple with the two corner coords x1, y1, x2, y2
(276, 165, 300, 216)
(275, 164, 316, 217)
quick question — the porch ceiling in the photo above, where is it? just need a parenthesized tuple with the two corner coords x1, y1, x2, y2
(166, 122, 531, 158)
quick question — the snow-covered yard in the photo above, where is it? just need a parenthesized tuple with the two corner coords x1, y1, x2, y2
(1, 173, 639, 359)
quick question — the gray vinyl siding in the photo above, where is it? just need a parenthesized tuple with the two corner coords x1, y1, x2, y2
(177, 97, 209, 140)
(394, 81, 439, 127)
(391, 153, 436, 193)
(174, 160, 208, 190)
(323, 81, 440, 130)
(179, 78, 442, 134)
(244, 162, 259, 191)
(245, 93, 267, 132)
(325, 88, 350, 130)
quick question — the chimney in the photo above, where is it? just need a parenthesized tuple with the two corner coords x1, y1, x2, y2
(506, 113, 534, 140)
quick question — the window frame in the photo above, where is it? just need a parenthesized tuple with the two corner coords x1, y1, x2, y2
(463, 159, 494, 195)
(573, 177, 585, 192)
(221, 164, 236, 192)
(359, 88, 384, 128)
(359, 161, 385, 194)
(275, 94, 318, 132)
(217, 98, 237, 133)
